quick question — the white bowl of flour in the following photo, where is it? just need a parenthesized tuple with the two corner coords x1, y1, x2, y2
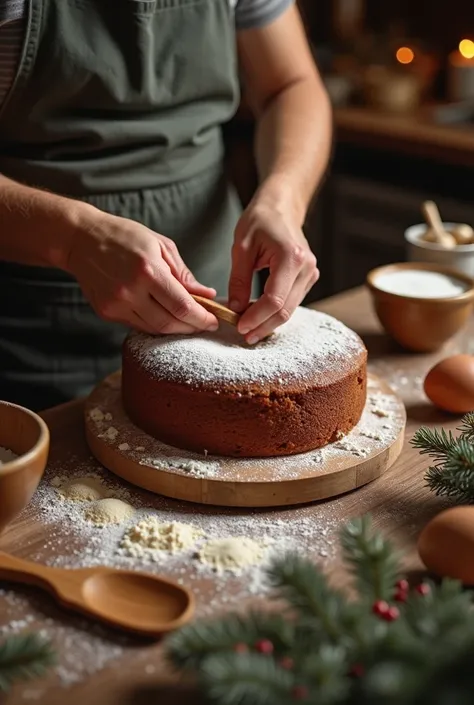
(405, 223, 474, 278)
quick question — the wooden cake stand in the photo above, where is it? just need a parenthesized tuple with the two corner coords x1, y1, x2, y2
(84, 372, 406, 508)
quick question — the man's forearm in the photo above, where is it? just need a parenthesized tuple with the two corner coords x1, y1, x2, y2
(0, 175, 93, 269)
(253, 75, 332, 226)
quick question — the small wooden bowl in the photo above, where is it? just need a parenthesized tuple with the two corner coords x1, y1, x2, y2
(366, 262, 474, 353)
(0, 401, 50, 534)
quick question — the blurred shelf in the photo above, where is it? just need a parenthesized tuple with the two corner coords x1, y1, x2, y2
(335, 106, 474, 166)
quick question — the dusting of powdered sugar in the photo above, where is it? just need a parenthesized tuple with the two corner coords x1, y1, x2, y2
(126, 307, 366, 386)
(84, 374, 405, 485)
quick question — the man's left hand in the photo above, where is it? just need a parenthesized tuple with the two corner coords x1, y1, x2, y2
(228, 192, 319, 345)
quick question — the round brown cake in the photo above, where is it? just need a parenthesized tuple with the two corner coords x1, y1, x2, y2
(122, 307, 367, 458)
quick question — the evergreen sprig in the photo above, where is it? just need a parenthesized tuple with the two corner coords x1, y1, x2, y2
(165, 516, 474, 705)
(0, 633, 55, 692)
(340, 515, 401, 602)
(411, 414, 474, 502)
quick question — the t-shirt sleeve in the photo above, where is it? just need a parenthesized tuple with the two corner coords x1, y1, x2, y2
(234, 0, 295, 31)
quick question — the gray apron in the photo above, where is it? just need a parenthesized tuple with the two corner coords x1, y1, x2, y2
(0, 0, 243, 410)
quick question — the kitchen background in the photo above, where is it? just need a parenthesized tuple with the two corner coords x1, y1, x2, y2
(226, 0, 474, 302)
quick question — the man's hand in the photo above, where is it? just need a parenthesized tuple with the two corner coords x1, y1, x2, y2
(231, 2, 331, 343)
(228, 189, 319, 344)
(66, 211, 218, 335)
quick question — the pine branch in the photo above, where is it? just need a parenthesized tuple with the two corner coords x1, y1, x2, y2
(402, 579, 473, 642)
(200, 647, 349, 705)
(166, 611, 293, 671)
(425, 445, 474, 502)
(0, 633, 55, 692)
(411, 427, 456, 463)
(458, 412, 474, 443)
(200, 653, 293, 705)
(412, 420, 474, 503)
(298, 646, 349, 703)
(166, 513, 474, 705)
(266, 553, 345, 642)
(340, 516, 401, 602)
(415, 632, 474, 705)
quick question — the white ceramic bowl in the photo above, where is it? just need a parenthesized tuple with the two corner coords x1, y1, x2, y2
(405, 223, 474, 279)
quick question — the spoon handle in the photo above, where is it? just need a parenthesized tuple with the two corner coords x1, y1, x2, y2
(0, 551, 57, 592)
(192, 295, 240, 327)
(422, 200, 445, 236)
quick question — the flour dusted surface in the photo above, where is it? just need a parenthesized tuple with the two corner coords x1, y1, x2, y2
(126, 307, 365, 386)
(8, 458, 339, 694)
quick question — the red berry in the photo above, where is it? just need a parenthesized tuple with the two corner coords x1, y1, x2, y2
(394, 588, 408, 603)
(349, 663, 365, 678)
(255, 639, 274, 654)
(279, 656, 294, 670)
(396, 579, 409, 592)
(416, 583, 431, 596)
(234, 642, 249, 654)
(292, 685, 309, 700)
(383, 605, 400, 621)
(372, 600, 390, 617)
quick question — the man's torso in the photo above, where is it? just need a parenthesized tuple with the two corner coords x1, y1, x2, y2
(0, 0, 293, 111)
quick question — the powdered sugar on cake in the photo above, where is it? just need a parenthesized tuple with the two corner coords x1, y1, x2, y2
(126, 307, 365, 386)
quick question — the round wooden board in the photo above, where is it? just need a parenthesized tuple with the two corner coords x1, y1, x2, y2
(84, 372, 406, 508)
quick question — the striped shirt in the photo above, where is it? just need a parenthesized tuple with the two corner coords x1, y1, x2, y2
(0, 0, 293, 110)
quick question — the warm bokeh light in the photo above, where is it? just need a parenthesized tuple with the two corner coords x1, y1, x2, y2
(396, 46, 415, 65)
(459, 39, 474, 59)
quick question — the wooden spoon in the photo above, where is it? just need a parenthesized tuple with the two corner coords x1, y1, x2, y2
(192, 295, 240, 327)
(0, 551, 194, 637)
(421, 201, 456, 248)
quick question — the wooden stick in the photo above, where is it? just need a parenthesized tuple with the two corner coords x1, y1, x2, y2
(192, 295, 240, 327)
(421, 201, 456, 248)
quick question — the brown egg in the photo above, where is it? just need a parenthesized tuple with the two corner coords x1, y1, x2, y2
(424, 354, 474, 413)
(418, 506, 474, 584)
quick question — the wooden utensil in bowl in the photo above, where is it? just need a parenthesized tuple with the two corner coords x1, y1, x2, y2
(421, 201, 456, 248)
(0, 401, 50, 534)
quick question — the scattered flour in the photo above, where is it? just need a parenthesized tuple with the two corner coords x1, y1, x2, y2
(98, 426, 119, 441)
(374, 269, 468, 299)
(120, 518, 204, 557)
(84, 498, 135, 526)
(59, 476, 106, 502)
(140, 457, 219, 478)
(198, 537, 266, 573)
(0, 446, 18, 464)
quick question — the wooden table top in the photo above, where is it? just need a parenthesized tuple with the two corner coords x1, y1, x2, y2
(2, 286, 471, 705)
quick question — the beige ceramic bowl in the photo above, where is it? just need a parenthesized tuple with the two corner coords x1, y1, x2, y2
(366, 262, 474, 352)
(0, 401, 50, 534)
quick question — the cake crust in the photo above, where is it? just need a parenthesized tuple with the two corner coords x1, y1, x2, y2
(122, 308, 368, 458)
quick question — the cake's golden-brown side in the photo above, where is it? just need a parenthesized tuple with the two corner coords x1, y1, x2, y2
(121, 307, 368, 458)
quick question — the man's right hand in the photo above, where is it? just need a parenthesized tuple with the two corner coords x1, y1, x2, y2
(0, 175, 217, 335)
(65, 210, 219, 335)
